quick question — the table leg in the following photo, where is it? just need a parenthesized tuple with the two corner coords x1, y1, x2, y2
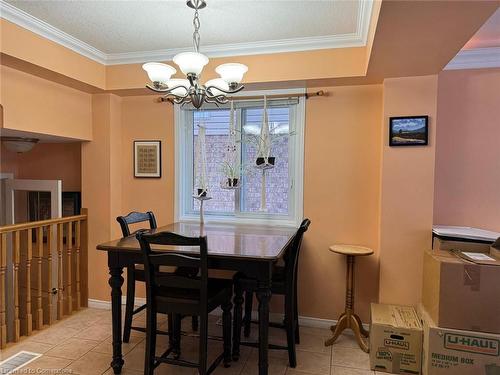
(325, 313, 348, 347)
(256, 280, 271, 375)
(109, 265, 124, 374)
(232, 281, 243, 361)
(354, 314, 369, 337)
(350, 314, 369, 352)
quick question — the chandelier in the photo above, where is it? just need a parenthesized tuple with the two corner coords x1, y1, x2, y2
(143, 0, 248, 109)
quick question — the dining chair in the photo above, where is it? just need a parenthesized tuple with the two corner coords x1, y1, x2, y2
(116, 211, 198, 343)
(137, 230, 233, 375)
(233, 218, 311, 367)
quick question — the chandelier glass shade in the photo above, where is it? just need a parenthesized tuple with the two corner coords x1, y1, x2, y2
(143, 0, 248, 109)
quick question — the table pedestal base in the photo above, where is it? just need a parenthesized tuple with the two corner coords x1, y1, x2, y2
(325, 310, 369, 352)
(324, 253, 370, 353)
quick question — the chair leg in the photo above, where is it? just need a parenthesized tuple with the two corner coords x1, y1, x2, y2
(168, 314, 174, 349)
(243, 291, 253, 338)
(232, 282, 243, 361)
(172, 314, 182, 359)
(285, 295, 297, 368)
(222, 300, 233, 368)
(294, 283, 300, 344)
(144, 300, 157, 375)
(199, 313, 208, 375)
(192, 315, 199, 332)
(123, 266, 135, 343)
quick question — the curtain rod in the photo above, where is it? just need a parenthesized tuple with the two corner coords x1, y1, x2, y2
(157, 90, 326, 104)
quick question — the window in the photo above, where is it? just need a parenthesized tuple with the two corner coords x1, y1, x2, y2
(175, 91, 305, 226)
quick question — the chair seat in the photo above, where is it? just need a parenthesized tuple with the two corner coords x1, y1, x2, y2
(234, 267, 286, 294)
(134, 265, 193, 282)
(155, 278, 233, 315)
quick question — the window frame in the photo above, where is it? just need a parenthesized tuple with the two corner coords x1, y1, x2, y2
(174, 89, 305, 227)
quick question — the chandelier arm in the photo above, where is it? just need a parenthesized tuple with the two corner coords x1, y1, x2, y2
(180, 97, 193, 108)
(214, 96, 229, 105)
(146, 84, 190, 95)
(205, 85, 245, 96)
(204, 97, 221, 108)
(173, 94, 190, 104)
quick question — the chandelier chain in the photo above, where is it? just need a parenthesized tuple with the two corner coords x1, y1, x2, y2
(193, 8, 201, 52)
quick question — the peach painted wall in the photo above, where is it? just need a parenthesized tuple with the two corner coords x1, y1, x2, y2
(83, 86, 382, 321)
(302, 85, 382, 321)
(379, 75, 438, 306)
(82, 94, 123, 302)
(1, 19, 106, 89)
(120, 96, 174, 227)
(106, 47, 368, 91)
(434, 69, 500, 232)
(1, 66, 92, 140)
(0, 143, 81, 191)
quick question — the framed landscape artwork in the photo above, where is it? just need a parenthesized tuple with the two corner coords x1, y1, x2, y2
(389, 116, 429, 146)
(134, 140, 161, 178)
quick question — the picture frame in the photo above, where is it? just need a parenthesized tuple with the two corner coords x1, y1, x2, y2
(134, 140, 161, 178)
(389, 116, 429, 146)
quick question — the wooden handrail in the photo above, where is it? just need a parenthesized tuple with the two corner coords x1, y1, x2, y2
(0, 214, 87, 233)
(0, 210, 88, 348)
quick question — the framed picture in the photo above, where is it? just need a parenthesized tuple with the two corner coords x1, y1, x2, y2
(389, 116, 429, 146)
(134, 140, 161, 178)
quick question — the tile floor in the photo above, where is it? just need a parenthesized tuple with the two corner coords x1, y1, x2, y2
(0, 308, 384, 374)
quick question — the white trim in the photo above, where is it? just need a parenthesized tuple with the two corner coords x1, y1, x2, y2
(105, 33, 365, 65)
(0, 0, 373, 65)
(87, 299, 113, 310)
(174, 88, 305, 227)
(87, 298, 369, 329)
(0, 0, 107, 64)
(445, 47, 500, 70)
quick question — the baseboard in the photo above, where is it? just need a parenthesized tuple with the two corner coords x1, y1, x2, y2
(88, 297, 146, 310)
(87, 298, 369, 330)
(87, 299, 114, 310)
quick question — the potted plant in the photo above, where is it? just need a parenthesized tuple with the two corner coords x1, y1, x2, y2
(221, 161, 240, 187)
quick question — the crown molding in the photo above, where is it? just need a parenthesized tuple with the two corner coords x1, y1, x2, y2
(105, 33, 365, 65)
(0, 0, 373, 66)
(0, 0, 107, 64)
(445, 47, 500, 70)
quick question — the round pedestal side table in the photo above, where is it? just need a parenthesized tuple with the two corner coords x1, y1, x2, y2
(324, 244, 373, 352)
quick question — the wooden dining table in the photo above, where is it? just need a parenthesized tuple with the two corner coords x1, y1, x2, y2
(97, 221, 297, 375)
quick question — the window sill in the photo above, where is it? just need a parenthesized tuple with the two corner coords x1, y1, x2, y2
(177, 213, 300, 228)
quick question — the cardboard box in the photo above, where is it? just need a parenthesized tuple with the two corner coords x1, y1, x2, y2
(370, 303, 423, 374)
(418, 305, 500, 375)
(422, 248, 500, 334)
(432, 237, 491, 253)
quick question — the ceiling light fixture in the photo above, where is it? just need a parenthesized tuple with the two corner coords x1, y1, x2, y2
(143, 0, 248, 109)
(1, 136, 39, 153)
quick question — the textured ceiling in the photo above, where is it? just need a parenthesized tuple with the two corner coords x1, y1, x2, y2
(464, 7, 500, 49)
(5, 0, 362, 54)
